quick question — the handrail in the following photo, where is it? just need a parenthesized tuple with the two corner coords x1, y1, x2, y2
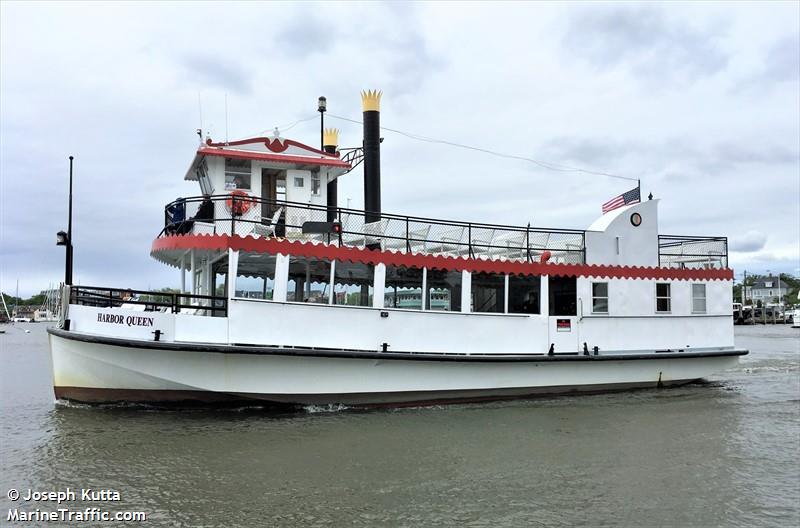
(70, 285, 228, 316)
(160, 194, 588, 263)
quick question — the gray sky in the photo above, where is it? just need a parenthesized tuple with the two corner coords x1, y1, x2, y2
(1, 1, 798, 297)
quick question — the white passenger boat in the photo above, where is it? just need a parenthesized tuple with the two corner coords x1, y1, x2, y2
(47, 91, 747, 407)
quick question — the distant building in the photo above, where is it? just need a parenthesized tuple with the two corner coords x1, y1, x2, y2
(746, 277, 790, 304)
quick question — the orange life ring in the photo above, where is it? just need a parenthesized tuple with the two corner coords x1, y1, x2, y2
(226, 190, 252, 216)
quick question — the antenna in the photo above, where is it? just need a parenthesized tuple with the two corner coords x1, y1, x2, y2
(224, 93, 229, 144)
(197, 91, 204, 140)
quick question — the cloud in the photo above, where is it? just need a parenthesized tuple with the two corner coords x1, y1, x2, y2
(762, 35, 800, 83)
(561, 5, 729, 82)
(178, 53, 252, 95)
(730, 230, 768, 253)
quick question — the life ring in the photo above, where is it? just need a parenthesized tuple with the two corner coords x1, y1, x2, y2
(226, 190, 252, 216)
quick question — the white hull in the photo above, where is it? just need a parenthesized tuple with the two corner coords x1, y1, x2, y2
(49, 331, 743, 406)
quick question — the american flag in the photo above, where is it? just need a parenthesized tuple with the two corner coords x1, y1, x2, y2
(602, 186, 641, 214)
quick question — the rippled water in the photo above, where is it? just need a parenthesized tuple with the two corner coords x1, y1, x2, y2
(1, 324, 798, 527)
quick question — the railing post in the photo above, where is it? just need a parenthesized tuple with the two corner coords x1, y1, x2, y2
(526, 223, 531, 263)
(338, 207, 343, 246)
(231, 196, 236, 236)
(406, 217, 410, 252)
(468, 223, 473, 258)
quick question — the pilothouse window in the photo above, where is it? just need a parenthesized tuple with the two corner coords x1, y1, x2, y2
(225, 158, 251, 190)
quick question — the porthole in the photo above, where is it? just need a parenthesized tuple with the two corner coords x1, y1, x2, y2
(630, 212, 642, 227)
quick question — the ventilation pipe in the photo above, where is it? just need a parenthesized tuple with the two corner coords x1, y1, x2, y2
(361, 90, 382, 223)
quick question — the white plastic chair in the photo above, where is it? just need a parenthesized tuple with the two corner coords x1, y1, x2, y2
(253, 207, 284, 238)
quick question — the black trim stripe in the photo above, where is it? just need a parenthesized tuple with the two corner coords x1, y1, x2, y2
(48, 328, 748, 363)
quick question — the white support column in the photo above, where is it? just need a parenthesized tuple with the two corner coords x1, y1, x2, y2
(461, 270, 471, 313)
(328, 261, 336, 305)
(189, 250, 196, 294)
(227, 248, 239, 303)
(421, 267, 428, 310)
(504, 274, 509, 314)
(373, 263, 386, 308)
(541, 275, 549, 316)
(180, 254, 187, 293)
(272, 254, 290, 302)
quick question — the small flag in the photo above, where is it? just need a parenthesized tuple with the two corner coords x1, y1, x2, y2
(602, 186, 641, 214)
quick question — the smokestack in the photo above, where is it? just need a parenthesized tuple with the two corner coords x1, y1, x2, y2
(323, 128, 339, 221)
(361, 90, 382, 223)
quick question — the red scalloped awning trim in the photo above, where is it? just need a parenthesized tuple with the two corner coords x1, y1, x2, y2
(151, 234, 734, 281)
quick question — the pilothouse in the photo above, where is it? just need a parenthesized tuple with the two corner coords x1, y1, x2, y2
(47, 90, 747, 407)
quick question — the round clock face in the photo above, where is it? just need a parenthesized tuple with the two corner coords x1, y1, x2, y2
(630, 212, 642, 227)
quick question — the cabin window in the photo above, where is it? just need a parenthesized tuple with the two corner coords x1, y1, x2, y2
(426, 269, 462, 312)
(508, 274, 540, 314)
(333, 260, 374, 307)
(384, 266, 424, 310)
(224, 158, 251, 190)
(692, 283, 707, 313)
(472, 272, 505, 313)
(294, 177, 304, 188)
(311, 172, 321, 196)
(287, 257, 331, 303)
(549, 276, 577, 316)
(592, 282, 609, 314)
(656, 283, 671, 313)
(234, 253, 277, 300)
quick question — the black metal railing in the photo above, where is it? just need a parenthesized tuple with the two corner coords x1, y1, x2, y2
(71, 286, 228, 316)
(658, 235, 728, 269)
(160, 194, 587, 264)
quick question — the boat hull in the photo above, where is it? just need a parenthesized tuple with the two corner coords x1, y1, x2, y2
(48, 329, 745, 407)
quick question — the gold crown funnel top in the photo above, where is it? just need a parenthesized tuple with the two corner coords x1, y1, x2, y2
(323, 128, 339, 148)
(361, 90, 382, 112)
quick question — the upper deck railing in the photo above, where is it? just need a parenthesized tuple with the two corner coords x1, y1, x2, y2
(160, 195, 587, 264)
(658, 235, 728, 269)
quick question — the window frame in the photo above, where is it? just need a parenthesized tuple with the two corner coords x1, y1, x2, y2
(591, 281, 609, 314)
(655, 282, 672, 313)
(311, 172, 321, 196)
(691, 283, 707, 314)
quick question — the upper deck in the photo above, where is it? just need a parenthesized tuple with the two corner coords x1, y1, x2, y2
(154, 194, 729, 271)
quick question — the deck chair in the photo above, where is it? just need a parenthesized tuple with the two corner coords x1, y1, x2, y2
(253, 207, 284, 238)
(437, 226, 466, 255)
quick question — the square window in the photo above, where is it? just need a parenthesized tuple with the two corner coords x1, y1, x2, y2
(311, 173, 321, 196)
(592, 282, 609, 314)
(224, 158, 251, 190)
(294, 177, 304, 188)
(656, 283, 671, 313)
(692, 283, 706, 313)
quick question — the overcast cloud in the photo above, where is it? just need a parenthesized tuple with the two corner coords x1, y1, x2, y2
(1, 1, 798, 296)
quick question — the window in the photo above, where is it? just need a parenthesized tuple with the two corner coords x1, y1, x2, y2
(333, 261, 374, 307)
(656, 283, 671, 313)
(692, 283, 706, 313)
(287, 257, 331, 303)
(234, 253, 277, 300)
(224, 158, 251, 190)
(549, 276, 577, 316)
(592, 282, 609, 314)
(426, 269, 462, 312)
(508, 274, 540, 314)
(294, 177, 304, 188)
(472, 272, 505, 313)
(384, 266, 423, 310)
(311, 172, 321, 196)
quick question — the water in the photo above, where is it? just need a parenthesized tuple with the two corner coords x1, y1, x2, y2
(1, 324, 798, 527)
